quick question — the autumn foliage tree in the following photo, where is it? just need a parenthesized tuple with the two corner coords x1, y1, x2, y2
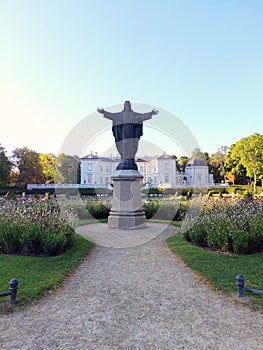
(11, 147, 45, 186)
(39, 153, 56, 183)
(225, 171, 235, 185)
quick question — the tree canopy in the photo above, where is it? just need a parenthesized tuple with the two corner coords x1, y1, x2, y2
(12, 147, 45, 186)
(0, 145, 11, 185)
(208, 146, 229, 183)
(226, 133, 263, 191)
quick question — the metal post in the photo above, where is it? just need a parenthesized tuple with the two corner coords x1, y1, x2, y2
(9, 278, 19, 304)
(236, 275, 245, 298)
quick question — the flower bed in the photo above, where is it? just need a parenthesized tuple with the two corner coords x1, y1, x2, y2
(0, 199, 77, 256)
(183, 198, 263, 254)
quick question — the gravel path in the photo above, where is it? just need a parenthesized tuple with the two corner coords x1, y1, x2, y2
(1, 223, 263, 350)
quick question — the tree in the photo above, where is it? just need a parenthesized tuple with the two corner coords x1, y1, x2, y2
(208, 146, 229, 183)
(226, 133, 263, 191)
(225, 147, 248, 185)
(55, 154, 80, 184)
(191, 148, 209, 163)
(225, 171, 235, 185)
(176, 156, 188, 172)
(12, 147, 45, 186)
(0, 145, 11, 185)
(39, 153, 56, 183)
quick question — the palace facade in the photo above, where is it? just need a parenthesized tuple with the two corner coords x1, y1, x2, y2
(80, 152, 214, 188)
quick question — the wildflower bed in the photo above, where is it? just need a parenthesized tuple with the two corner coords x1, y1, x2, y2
(0, 199, 77, 256)
(183, 198, 263, 254)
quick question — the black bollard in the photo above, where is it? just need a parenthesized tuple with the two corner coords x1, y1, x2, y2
(236, 275, 245, 298)
(9, 278, 19, 304)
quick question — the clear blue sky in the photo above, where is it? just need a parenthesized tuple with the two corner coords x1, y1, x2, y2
(1, 0, 263, 157)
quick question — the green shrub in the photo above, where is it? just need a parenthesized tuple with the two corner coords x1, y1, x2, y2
(186, 220, 207, 247)
(20, 222, 43, 255)
(144, 200, 187, 221)
(243, 189, 253, 198)
(0, 219, 23, 254)
(41, 228, 67, 256)
(152, 202, 177, 220)
(0, 199, 76, 256)
(184, 198, 263, 254)
(206, 220, 233, 252)
(85, 200, 110, 219)
(186, 189, 193, 199)
(65, 202, 89, 219)
(144, 201, 160, 219)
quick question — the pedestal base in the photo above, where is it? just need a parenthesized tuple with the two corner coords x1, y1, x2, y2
(108, 210, 146, 229)
(108, 170, 146, 229)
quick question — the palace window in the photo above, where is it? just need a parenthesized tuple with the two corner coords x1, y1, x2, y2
(87, 175, 92, 183)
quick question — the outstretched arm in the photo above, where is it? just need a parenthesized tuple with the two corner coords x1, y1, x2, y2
(136, 108, 159, 121)
(97, 108, 105, 114)
(97, 108, 120, 121)
(151, 108, 159, 116)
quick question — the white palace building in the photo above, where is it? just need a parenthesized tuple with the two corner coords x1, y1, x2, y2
(80, 151, 214, 189)
(27, 151, 227, 191)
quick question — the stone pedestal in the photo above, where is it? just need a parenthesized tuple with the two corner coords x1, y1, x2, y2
(108, 170, 146, 229)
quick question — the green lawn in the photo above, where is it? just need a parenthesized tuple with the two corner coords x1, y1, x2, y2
(148, 219, 181, 227)
(167, 231, 263, 311)
(0, 234, 94, 312)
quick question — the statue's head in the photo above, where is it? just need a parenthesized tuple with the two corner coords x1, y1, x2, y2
(124, 101, 132, 111)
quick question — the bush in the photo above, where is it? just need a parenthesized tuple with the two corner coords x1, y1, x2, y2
(85, 200, 110, 219)
(144, 201, 160, 219)
(184, 198, 263, 254)
(144, 200, 188, 221)
(0, 199, 76, 256)
(0, 219, 23, 254)
(152, 202, 177, 220)
(243, 189, 253, 199)
(20, 222, 43, 255)
(206, 218, 233, 252)
(186, 220, 207, 247)
(63, 201, 89, 219)
(186, 189, 193, 199)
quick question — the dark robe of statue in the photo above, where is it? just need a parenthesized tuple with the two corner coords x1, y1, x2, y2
(97, 101, 158, 170)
